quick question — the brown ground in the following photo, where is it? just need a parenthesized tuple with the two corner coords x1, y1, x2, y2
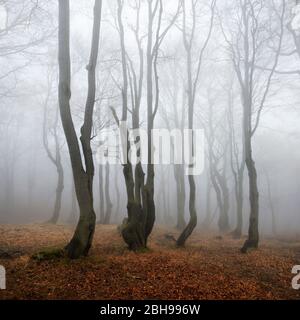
(0, 223, 299, 300)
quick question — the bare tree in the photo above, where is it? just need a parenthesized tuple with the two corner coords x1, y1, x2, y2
(103, 161, 113, 224)
(219, 0, 285, 252)
(58, 0, 102, 258)
(264, 170, 277, 236)
(98, 164, 105, 223)
(42, 69, 64, 224)
(227, 82, 245, 238)
(177, 0, 216, 246)
(205, 92, 230, 233)
(160, 61, 187, 230)
(113, 165, 120, 222)
(112, 0, 180, 249)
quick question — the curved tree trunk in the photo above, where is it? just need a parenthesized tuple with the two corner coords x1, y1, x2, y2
(58, 0, 102, 258)
(175, 165, 186, 230)
(241, 129, 259, 253)
(176, 175, 197, 246)
(177, 38, 197, 246)
(177, 0, 215, 246)
(65, 173, 96, 258)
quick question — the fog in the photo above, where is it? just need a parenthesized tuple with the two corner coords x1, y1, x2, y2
(0, 0, 300, 244)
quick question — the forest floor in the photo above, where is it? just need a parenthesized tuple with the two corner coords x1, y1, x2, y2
(0, 223, 300, 300)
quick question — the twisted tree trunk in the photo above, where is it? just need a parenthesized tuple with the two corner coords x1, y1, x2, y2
(58, 0, 102, 258)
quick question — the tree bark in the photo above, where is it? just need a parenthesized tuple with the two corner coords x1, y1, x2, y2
(58, 0, 102, 258)
(98, 164, 105, 223)
(67, 181, 78, 224)
(174, 165, 186, 230)
(231, 173, 244, 238)
(114, 167, 120, 222)
(48, 161, 64, 224)
(104, 162, 113, 224)
(176, 34, 197, 246)
(202, 175, 212, 228)
(241, 103, 259, 252)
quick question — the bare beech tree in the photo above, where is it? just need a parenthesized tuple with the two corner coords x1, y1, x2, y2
(160, 60, 187, 231)
(220, 0, 285, 252)
(227, 81, 245, 238)
(205, 90, 230, 233)
(112, 0, 180, 250)
(176, 0, 216, 246)
(42, 68, 64, 224)
(265, 170, 277, 236)
(58, 0, 102, 258)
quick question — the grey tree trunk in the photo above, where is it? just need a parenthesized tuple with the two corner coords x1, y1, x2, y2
(265, 172, 277, 236)
(143, 0, 156, 243)
(98, 164, 105, 223)
(233, 176, 244, 237)
(58, 0, 102, 258)
(202, 176, 212, 228)
(67, 182, 78, 224)
(241, 107, 259, 252)
(116, 0, 177, 249)
(115, 0, 145, 250)
(114, 167, 120, 222)
(43, 82, 64, 225)
(176, 0, 215, 245)
(227, 94, 245, 238)
(217, 181, 230, 232)
(177, 43, 197, 247)
(174, 165, 186, 230)
(4, 167, 14, 217)
(210, 165, 224, 231)
(48, 161, 64, 224)
(104, 162, 113, 224)
(231, 0, 285, 252)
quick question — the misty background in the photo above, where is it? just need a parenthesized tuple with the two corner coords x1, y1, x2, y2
(0, 0, 299, 237)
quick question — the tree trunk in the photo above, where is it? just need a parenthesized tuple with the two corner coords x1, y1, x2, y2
(266, 172, 277, 236)
(241, 136, 259, 253)
(232, 174, 243, 238)
(143, 0, 156, 244)
(58, 0, 102, 258)
(48, 162, 64, 224)
(202, 175, 211, 228)
(4, 168, 14, 217)
(177, 40, 197, 246)
(210, 169, 223, 230)
(175, 165, 186, 230)
(215, 171, 230, 233)
(114, 167, 120, 222)
(67, 181, 78, 224)
(177, 175, 197, 246)
(104, 162, 113, 224)
(161, 166, 168, 224)
(98, 164, 105, 223)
